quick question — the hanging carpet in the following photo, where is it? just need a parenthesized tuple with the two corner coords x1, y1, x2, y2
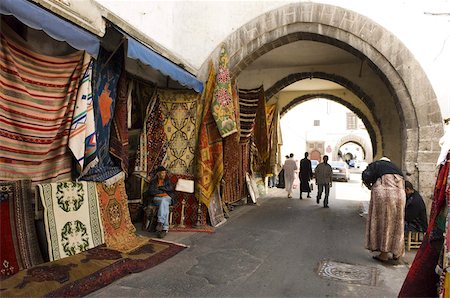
(195, 62, 223, 207)
(96, 178, 147, 253)
(38, 181, 104, 261)
(253, 86, 269, 175)
(68, 58, 98, 176)
(81, 47, 123, 182)
(159, 89, 199, 175)
(0, 24, 88, 184)
(0, 239, 186, 297)
(134, 89, 167, 180)
(109, 70, 129, 175)
(239, 87, 263, 141)
(211, 45, 238, 138)
(1, 181, 43, 278)
(222, 83, 243, 204)
(399, 154, 450, 297)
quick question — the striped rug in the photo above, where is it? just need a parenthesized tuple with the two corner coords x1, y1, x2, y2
(238, 86, 264, 140)
(0, 25, 88, 184)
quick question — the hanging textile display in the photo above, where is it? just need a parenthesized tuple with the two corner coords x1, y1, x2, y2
(266, 104, 278, 175)
(68, 58, 98, 176)
(81, 47, 123, 182)
(222, 82, 243, 204)
(133, 83, 158, 179)
(96, 178, 147, 253)
(38, 181, 104, 261)
(253, 86, 270, 175)
(239, 87, 263, 140)
(195, 62, 224, 207)
(211, 45, 238, 138)
(0, 24, 88, 184)
(109, 71, 129, 175)
(239, 142, 250, 199)
(159, 89, 199, 175)
(1, 181, 43, 278)
(145, 94, 167, 178)
(399, 153, 450, 297)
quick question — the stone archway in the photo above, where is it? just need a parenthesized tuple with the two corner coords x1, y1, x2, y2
(333, 135, 373, 163)
(201, 2, 443, 197)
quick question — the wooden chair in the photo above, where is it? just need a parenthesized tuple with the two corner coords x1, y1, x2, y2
(405, 231, 424, 251)
(141, 205, 174, 232)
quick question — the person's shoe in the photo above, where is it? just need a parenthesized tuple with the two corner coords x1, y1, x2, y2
(288, 195, 292, 198)
(156, 222, 163, 232)
(307, 195, 311, 198)
(299, 196, 303, 200)
(316, 197, 320, 204)
(158, 230, 167, 238)
(324, 205, 329, 208)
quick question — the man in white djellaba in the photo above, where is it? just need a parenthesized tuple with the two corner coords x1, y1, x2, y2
(283, 153, 298, 198)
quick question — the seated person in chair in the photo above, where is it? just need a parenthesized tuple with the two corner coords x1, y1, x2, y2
(404, 181, 428, 233)
(143, 166, 174, 238)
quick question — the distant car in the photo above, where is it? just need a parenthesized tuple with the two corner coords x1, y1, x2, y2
(355, 160, 368, 170)
(329, 161, 350, 182)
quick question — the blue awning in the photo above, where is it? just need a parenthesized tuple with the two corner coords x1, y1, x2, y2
(0, 0, 100, 58)
(125, 33, 203, 93)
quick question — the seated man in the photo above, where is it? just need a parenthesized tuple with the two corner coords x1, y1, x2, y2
(144, 166, 174, 238)
(404, 181, 428, 233)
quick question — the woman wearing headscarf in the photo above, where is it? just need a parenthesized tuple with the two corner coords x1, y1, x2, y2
(362, 157, 405, 262)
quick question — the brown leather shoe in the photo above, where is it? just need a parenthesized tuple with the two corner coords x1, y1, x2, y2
(157, 230, 167, 238)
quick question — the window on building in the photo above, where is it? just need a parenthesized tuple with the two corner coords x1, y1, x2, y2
(346, 113, 357, 130)
(313, 120, 320, 126)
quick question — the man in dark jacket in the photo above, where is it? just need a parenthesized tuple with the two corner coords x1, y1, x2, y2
(144, 166, 174, 238)
(299, 152, 313, 199)
(404, 181, 428, 233)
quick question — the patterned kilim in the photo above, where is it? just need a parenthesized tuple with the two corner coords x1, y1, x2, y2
(239, 87, 263, 141)
(211, 46, 238, 138)
(266, 104, 278, 175)
(69, 58, 98, 176)
(0, 25, 88, 184)
(159, 89, 199, 175)
(254, 86, 269, 172)
(109, 71, 129, 175)
(399, 155, 450, 297)
(0, 181, 43, 278)
(96, 179, 147, 253)
(38, 181, 104, 261)
(0, 239, 186, 297)
(195, 62, 223, 207)
(81, 47, 122, 182)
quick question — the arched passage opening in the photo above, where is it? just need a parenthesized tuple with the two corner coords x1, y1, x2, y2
(201, 2, 443, 197)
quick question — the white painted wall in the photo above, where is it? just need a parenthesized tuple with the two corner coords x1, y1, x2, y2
(95, 0, 450, 117)
(280, 98, 371, 162)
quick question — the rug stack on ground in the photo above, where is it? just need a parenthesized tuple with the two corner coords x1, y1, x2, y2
(0, 239, 186, 297)
(1, 181, 43, 278)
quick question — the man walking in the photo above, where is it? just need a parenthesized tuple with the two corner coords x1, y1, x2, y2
(283, 153, 298, 198)
(315, 155, 333, 208)
(299, 152, 313, 199)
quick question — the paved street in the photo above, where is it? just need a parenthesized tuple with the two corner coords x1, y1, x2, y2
(90, 177, 411, 297)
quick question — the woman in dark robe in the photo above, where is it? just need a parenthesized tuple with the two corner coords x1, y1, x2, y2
(362, 157, 405, 262)
(299, 152, 313, 199)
